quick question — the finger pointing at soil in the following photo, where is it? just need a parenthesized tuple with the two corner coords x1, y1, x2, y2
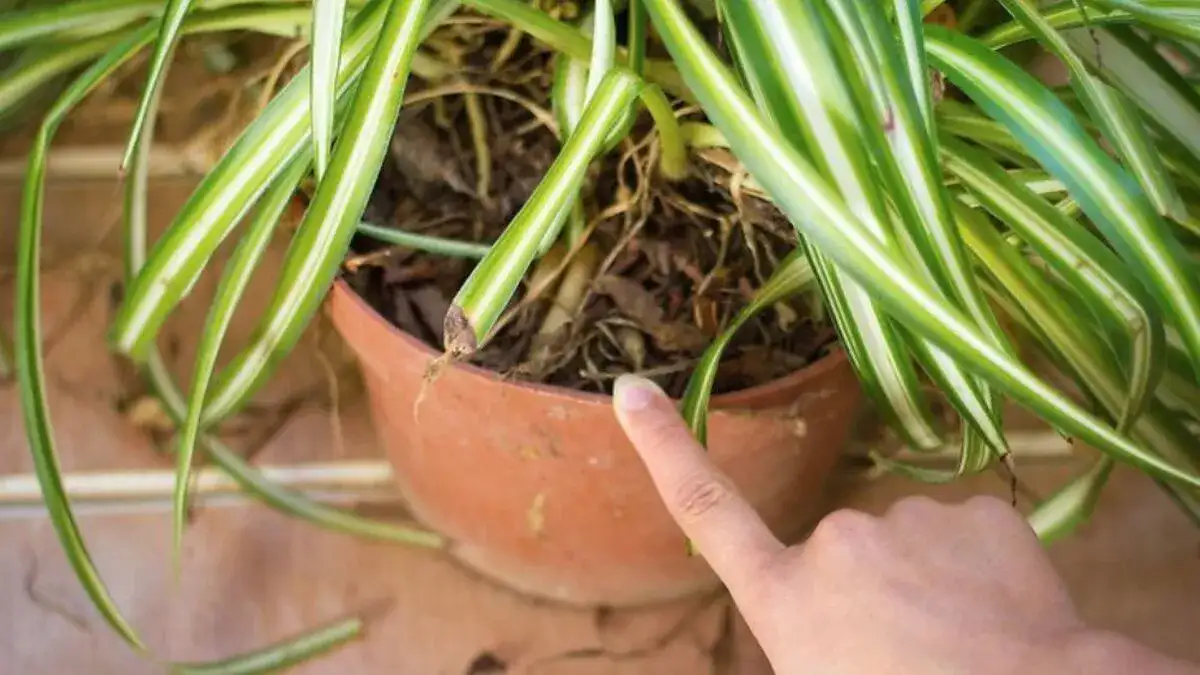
(612, 374, 783, 596)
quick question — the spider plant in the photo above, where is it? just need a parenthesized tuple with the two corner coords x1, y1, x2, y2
(5, 0, 1200, 668)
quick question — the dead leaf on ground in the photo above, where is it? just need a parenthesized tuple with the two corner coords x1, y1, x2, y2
(594, 275, 707, 353)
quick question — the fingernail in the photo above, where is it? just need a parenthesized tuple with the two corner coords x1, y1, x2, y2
(613, 374, 661, 412)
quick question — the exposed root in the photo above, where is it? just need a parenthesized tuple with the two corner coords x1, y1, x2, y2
(256, 40, 308, 112)
(404, 83, 559, 138)
(489, 27, 526, 73)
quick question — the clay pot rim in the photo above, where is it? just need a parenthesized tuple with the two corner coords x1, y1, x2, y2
(332, 278, 848, 409)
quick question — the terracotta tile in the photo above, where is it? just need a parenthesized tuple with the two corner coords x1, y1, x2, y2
(0, 505, 766, 674)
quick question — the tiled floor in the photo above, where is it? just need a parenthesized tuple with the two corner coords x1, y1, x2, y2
(1, 173, 1198, 674)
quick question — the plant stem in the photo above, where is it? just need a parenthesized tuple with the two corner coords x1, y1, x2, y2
(357, 222, 492, 258)
(446, 68, 642, 357)
(627, 0, 647, 75)
(564, 199, 587, 246)
(641, 83, 688, 180)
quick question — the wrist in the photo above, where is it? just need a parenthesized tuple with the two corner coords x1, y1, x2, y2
(1035, 627, 1195, 675)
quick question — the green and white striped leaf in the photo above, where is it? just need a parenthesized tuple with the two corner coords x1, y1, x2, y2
(16, 25, 155, 653)
(1028, 457, 1115, 543)
(120, 47, 445, 552)
(0, 33, 124, 118)
(118, 50, 198, 564)
(1065, 25, 1200, 171)
(544, 12, 596, 254)
(981, 2, 1130, 49)
(1084, 0, 1200, 44)
(311, 0, 348, 179)
(832, 1, 993, 319)
(109, 0, 391, 362)
(641, 0, 1200, 489)
(173, 157, 311, 561)
(925, 26, 1200, 383)
(892, 0, 934, 137)
(723, 0, 1014, 458)
(830, 0, 1012, 463)
(935, 99, 1034, 166)
(869, 426, 994, 484)
(681, 248, 814, 446)
(0, 0, 158, 51)
(171, 617, 363, 674)
(108, 0, 462, 364)
(994, 0, 1187, 221)
(940, 136, 1164, 432)
(551, 18, 590, 139)
(121, 0, 196, 169)
(547, 7, 678, 249)
(957, 198, 1200, 515)
(718, 0, 944, 453)
(0, 0, 368, 53)
(200, 0, 433, 423)
(585, 0, 614, 102)
(0, 3, 342, 124)
(550, 6, 638, 152)
(447, 69, 643, 354)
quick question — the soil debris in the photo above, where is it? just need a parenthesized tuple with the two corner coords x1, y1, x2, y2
(343, 12, 833, 398)
(594, 275, 708, 354)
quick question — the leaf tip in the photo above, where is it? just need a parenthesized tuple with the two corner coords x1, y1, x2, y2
(442, 305, 478, 359)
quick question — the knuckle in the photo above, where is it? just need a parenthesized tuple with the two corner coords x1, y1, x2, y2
(808, 508, 875, 552)
(888, 495, 940, 519)
(672, 473, 732, 522)
(965, 494, 1015, 520)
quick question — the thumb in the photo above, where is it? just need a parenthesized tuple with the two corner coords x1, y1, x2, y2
(613, 374, 783, 596)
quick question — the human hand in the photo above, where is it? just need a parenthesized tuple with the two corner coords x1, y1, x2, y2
(612, 374, 1198, 675)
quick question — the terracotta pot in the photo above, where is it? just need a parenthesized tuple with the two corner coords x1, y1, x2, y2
(329, 280, 862, 607)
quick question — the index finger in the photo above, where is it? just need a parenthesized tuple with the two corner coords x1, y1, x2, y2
(613, 374, 784, 596)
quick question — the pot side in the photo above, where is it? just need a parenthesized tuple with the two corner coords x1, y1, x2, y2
(329, 280, 862, 607)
